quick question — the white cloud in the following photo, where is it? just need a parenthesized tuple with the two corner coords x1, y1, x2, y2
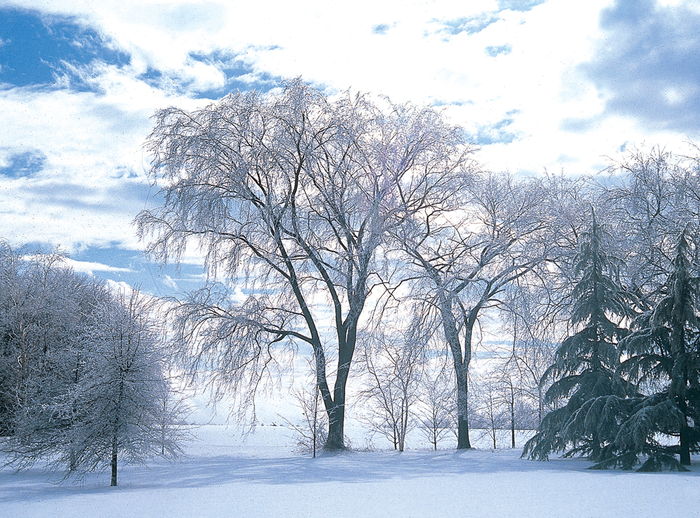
(162, 274, 178, 291)
(1, 0, 698, 252)
(105, 278, 133, 293)
(61, 257, 136, 275)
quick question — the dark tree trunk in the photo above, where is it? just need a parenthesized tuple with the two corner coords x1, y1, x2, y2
(69, 446, 77, 472)
(680, 426, 691, 466)
(325, 402, 346, 451)
(110, 441, 118, 487)
(322, 316, 359, 452)
(457, 415, 471, 449)
(455, 360, 471, 449)
(324, 341, 351, 451)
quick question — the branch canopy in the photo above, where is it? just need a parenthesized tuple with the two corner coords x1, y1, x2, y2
(136, 79, 476, 447)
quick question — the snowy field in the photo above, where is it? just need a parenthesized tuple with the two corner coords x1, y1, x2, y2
(1, 424, 698, 518)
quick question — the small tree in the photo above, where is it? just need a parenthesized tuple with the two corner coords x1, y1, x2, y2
(281, 370, 328, 458)
(358, 323, 424, 451)
(498, 280, 560, 431)
(417, 363, 454, 450)
(473, 375, 507, 449)
(497, 361, 519, 448)
(64, 289, 186, 486)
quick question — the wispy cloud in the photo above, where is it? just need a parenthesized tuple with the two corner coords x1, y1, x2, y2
(61, 257, 136, 275)
(497, 0, 547, 12)
(434, 14, 501, 36)
(372, 23, 392, 35)
(485, 44, 512, 57)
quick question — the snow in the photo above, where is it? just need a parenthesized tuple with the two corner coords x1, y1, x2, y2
(1, 425, 698, 518)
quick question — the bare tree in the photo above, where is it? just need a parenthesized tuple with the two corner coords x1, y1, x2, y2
(496, 361, 519, 448)
(496, 281, 562, 434)
(358, 318, 425, 451)
(279, 359, 328, 458)
(603, 145, 700, 295)
(417, 360, 454, 450)
(398, 172, 562, 449)
(136, 79, 474, 450)
(283, 383, 328, 458)
(472, 374, 506, 449)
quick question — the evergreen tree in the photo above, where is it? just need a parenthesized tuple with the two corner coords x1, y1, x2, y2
(523, 210, 637, 461)
(610, 229, 700, 470)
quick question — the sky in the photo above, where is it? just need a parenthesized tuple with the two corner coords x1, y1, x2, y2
(1, 0, 699, 296)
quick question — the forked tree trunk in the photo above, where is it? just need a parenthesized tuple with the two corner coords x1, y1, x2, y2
(439, 295, 473, 450)
(322, 317, 359, 451)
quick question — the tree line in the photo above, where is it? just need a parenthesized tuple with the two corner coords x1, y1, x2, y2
(136, 79, 699, 469)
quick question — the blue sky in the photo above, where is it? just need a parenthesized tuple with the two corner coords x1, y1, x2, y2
(1, 0, 699, 296)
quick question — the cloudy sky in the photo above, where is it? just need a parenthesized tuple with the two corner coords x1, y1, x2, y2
(1, 0, 699, 295)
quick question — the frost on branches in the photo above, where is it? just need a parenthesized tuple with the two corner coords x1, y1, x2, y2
(0, 246, 188, 486)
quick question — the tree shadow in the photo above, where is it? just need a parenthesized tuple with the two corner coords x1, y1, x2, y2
(5, 447, 694, 504)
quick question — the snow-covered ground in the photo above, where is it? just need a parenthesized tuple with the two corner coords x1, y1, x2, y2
(1, 424, 698, 518)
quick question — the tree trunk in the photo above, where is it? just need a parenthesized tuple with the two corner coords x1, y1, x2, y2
(110, 440, 118, 487)
(457, 415, 471, 449)
(325, 402, 346, 451)
(325, 343, 351, 451)
(69, 446, 77, 472)
(439, 291, 476, 450)
(323, 320, 358, 451)
(680, 426, 691, 466)
(456, 365, 471, 449)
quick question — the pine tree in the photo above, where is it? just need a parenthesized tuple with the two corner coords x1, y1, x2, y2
(610, 229, 700, 470)
(523, 210, 637, 461)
